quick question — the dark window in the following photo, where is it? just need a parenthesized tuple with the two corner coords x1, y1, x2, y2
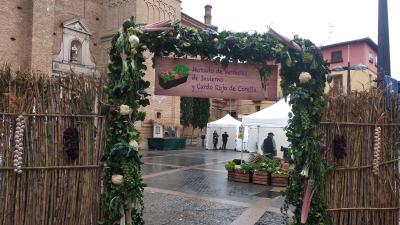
(332, 75, 343, 96)
(256, 105, 261, 111)
(229, 111, 237, 118)
(331, 51, 343, 63)
(156, 112, 161, 119)
(155, 126, 161, 134)
(368, 51, 374, 63)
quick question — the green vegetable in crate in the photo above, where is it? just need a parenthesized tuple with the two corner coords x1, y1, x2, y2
(240, 162, 254, 172)
(253, 158, 281, 173)
(273, 168, 289, 175)
(224, 161, 236, 171)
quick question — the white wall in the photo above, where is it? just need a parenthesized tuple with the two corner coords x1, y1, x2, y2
(206, 126, 238, 150)
(245, 126, 289, 158)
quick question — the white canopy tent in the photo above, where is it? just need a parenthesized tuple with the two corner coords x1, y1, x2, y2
(241, 98, 291, 157)
(206, 114, 242, 150)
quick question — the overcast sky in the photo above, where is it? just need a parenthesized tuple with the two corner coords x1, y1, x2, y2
(181, 0, 400, 80)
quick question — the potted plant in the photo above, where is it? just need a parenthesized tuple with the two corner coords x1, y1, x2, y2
(253, 162, 270, 185)
(224, 161, 236, 181)
(232, 162, 253, 183)
(271, 168, 290, 187)
(252, 158, 281, 185)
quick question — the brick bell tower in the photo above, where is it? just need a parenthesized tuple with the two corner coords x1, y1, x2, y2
(204, 4, 218, 31)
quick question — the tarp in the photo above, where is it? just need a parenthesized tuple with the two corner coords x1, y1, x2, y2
(208, 114, 242, 127)
(241, 98, 291, 155)
(206, 114, 241, 150)
(242, 98, 291, 127)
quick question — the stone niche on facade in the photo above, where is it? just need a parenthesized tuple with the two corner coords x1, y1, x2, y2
(52, 18, 98, 76)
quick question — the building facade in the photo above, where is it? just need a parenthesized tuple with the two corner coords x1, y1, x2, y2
(2, 1, 378, 147)
(0, 0, 207, 148)
(321, 38, 378, 95)
(213, 38, 380, 120)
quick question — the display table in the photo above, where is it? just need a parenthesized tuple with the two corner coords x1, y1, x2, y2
(148, 138, 186, 150)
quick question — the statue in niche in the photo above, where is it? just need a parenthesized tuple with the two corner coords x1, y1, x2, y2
(70, 44, 79, 63)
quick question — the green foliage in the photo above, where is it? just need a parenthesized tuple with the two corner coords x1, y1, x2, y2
(279, 38, 331, 225)
(139, 25, 283, 86)
(101, 17, 148, 225)
(272, 168, 289, 175)
(180, 97, 194, 127)
(191, 98, 210, 130)
(240, 162, 255, 172)
(180, 97, 210, 131)
(253, 158, 281, 173)
(224, 161, 236, 170)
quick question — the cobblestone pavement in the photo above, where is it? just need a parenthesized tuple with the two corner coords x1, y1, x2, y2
(254, 211, 287, 225)
(144, 191, 246, 225)
(141, 148, 286, 225)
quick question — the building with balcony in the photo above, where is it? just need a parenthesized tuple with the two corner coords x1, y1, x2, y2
(321, 38, 378, 95)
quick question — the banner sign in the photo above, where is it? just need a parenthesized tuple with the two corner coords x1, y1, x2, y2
(238, 126, 244, 140)
(154, 57, 278, 100)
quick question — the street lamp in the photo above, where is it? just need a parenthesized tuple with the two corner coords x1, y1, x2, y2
(331, 63, 369, 95)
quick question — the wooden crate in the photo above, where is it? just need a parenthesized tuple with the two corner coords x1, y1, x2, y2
(253, 171, 270, 185)
(232, 170, 251, 183)
(227, 170, 235, 181)
(271, 174, 290, 187)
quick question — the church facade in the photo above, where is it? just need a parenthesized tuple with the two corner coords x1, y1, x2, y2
(0, 0, 206, 148)
(0, 0, 183, 73)
(0, 0, 284, 148)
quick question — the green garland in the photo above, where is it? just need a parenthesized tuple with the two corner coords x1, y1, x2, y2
(101, 17, 331, 225)
(101, 17, 150, 225)
(280, 38, 331, 225)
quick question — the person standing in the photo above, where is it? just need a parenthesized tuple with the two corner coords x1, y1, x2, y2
(262, 132, 276, 159)
(212, 131, 219, 150)
(201, 134, 206, 148)
(222, 131, 229, 150)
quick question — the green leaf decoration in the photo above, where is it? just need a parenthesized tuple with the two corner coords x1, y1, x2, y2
(101, 16, 330, 225)
(303, 52, 314, 63)
(286, 54, 293, 67)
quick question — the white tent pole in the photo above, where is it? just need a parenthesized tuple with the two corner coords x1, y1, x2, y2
(205, 126, 209, 150)
(219, 127, 222, 149)
(257, 125, 260, 153)
(240, 125, 244, 162)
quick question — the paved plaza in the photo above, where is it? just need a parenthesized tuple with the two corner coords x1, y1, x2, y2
(141, 148, 287, 225)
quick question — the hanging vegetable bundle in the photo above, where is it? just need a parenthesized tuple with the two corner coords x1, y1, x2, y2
(63, 127, 79, 161)
(372, 126, 381, 175)
(13, 115, 25, 174)
(333, 134, 347, 160)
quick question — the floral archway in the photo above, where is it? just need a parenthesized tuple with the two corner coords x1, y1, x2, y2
(101, 17, 331, 225)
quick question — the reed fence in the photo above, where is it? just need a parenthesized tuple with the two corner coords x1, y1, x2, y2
(320, 91, 400, 225)
(0, 66, 106, 225)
